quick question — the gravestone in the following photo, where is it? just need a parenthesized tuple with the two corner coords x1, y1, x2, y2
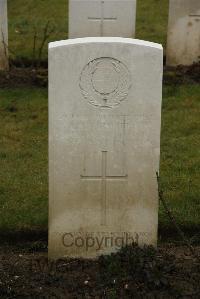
(49, 37, 163, 259)
(167, 0, 200, 66)
(68, 0, 137, 38)
(0, 0, 8, 70)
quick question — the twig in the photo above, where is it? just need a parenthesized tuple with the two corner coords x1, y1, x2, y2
(156, 172, 199, 260)
(1, 29, 25, 68)
(37, 21, 55, 68)
(32, 26, 37, 67)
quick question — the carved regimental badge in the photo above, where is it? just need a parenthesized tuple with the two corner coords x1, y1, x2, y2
(79, 57, 131, 108)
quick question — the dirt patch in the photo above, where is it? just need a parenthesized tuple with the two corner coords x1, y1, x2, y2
(0, 63, 199, 89)
(164, 63, 200, 85)
(0, 67, 48, 88)
(0, 243, 199, 298)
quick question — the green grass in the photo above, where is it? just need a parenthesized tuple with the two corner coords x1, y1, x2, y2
(7, 0, 169, 62)
(160, 85, 200, 230)
(8, 0, 68, 61)
(0, 88, 48, 230)
(0, 85, 199, 232)
(136, 0, 169, 49)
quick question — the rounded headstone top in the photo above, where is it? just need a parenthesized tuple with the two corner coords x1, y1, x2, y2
(49, 37, 163, 50)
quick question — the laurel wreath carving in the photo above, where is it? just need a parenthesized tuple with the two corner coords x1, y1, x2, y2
(79, 57, 131, 108)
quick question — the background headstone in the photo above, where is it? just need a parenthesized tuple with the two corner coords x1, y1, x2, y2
(68, 0, 137, 38)
(167, 0, 200, 66)
(49, 37, 163, 259)
(0, 0, 8, 70)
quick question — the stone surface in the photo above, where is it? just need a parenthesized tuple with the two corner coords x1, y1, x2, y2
(48, 37, 163, 259)
(68, 0, 136, 38)
(167, 0, 200, 66)
(0, 0, 8, 70)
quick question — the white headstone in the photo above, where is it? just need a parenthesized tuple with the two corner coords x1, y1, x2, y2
(0, 0, 8, 70)
(49, 37, 163, 259)
(68, 0, 137, 38)
(167, 0, 200, 66)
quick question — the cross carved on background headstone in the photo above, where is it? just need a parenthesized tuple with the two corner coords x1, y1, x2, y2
(88, 1, 117, 36)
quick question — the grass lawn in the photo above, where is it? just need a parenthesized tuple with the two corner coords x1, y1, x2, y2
(7, 0, 169, 62)
(160, 84, 200, 232)
(0, 88, 48, 231)
(0, 84, 199, 233)
(2, 0, 200, 238)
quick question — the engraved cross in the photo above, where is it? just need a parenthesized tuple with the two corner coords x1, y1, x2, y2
(88, 0, 117, 36)
(81, 151, 127, 226)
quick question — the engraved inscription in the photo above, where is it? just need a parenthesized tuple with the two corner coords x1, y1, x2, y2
(81, 151, 128, 226)
(189, 14, 200, 17)
(189, 11, 200, 18)
(79, 57, 131, 109)
(189, 9, 200, 19)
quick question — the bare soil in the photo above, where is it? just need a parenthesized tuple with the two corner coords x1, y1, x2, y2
(0, 62, 199, 88)
(0, 67, 48, 88)
(0, 243, 199, 298)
